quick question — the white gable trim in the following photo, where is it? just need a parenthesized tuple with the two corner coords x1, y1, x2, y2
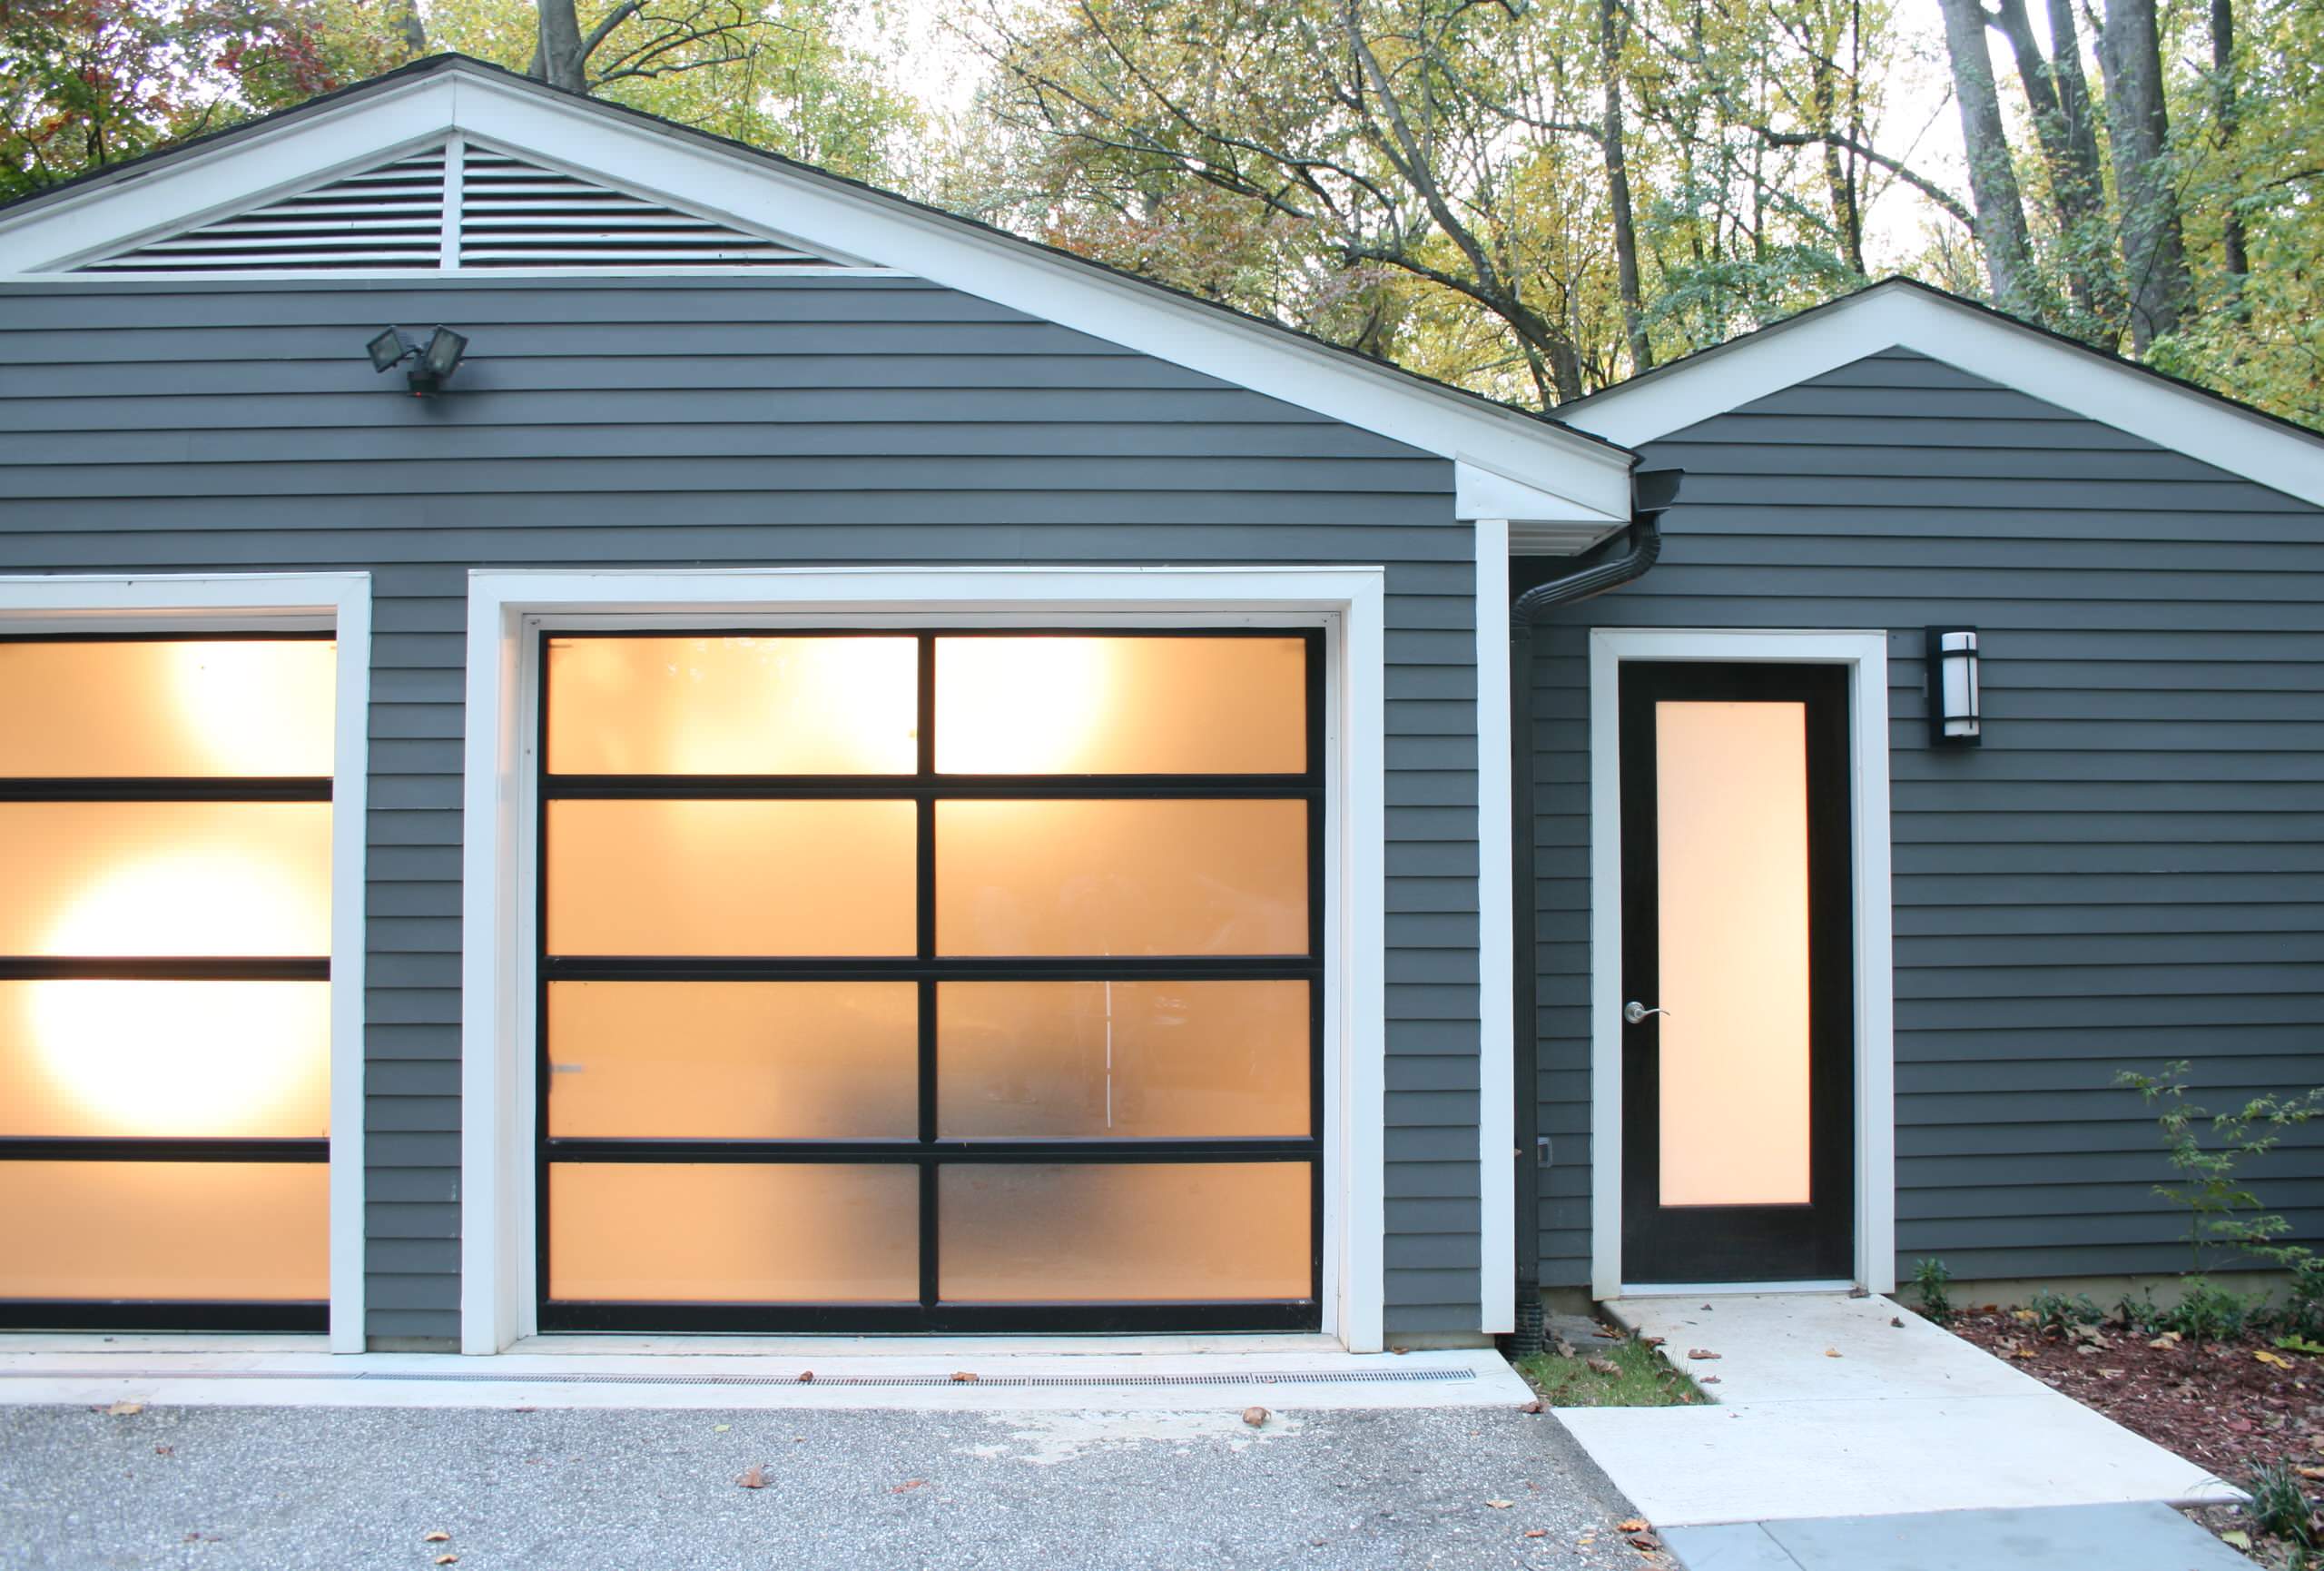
(1561, 281, 2324, 509)
(0, 63, 1633, 529)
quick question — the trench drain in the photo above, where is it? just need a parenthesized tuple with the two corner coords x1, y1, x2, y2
(0, 1366, 1473, 1390)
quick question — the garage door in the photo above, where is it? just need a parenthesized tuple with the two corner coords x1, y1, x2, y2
(537, 630, 1324, 1332)
(0, 636, 334, 1330)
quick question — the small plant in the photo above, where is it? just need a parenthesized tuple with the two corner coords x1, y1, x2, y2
(2025, 1289, 2103, 1335)
(2116, 1062, 2324, 1275)
(1911, 1258, 1954, 1322)
(2246, 1461, 2319, 1549)
(2154, 1277, 2254, 1346)
(2275, 1253, 2324, 1340)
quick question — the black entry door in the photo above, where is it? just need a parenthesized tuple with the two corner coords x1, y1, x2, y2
(1619, 662, 1854, 1283)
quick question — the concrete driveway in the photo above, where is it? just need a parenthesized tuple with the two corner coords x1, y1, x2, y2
(0, 1401, 1661, 1570)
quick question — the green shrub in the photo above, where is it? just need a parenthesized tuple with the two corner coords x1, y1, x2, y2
(2026, 1289, 2103, 1334)
(2154, 1278, 2254, 1344)
(1911, 1258, 1954, 1322)
(2247, 1461, 2319, 1549)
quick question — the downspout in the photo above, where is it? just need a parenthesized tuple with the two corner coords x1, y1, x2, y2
(1507, 468, 1682, 1353)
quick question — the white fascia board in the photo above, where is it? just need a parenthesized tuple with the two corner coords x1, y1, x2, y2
(0, 65, 1635, 522)
(1456, 461, 1627, 545)
(1562, 282, 2324, 509)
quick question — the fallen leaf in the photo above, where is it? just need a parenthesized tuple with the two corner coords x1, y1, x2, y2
(1699, 1375, 1721, 1385)
(2257, 1349, 2294, 1368)
(1686, 1349, 1721, 1360)
(1522, 1528, 1548, 1538)
(104, 1400, 143, 1417)
(735, 1464, 770, 1489)
(153, 1446, 172, 1457)
(2099, 1368, 2125, 1379)
(1639, 1335, 1665, 1348)
(2011, 1346, 2039, 1360)
(2296, 1466, 2324, 1481)
(2222, 1530, 2252, 1550)
(1243, 1406, 1268, 1428)
(1391, 1346, 1410, 1355)
(1592, 1328, 1623, 1339)
(891, 1479, 925, 1493)
(713, 1424, 731, 1433)
(1485, 1499, 1513, 1509)
(434, 1558, 458, 1566)
(950, 1371, 979, 1383)
(422, 1531, 451, 1544)
(1615, 1518, 1649, 1533)
(795, 1370, 813, 1384)
(1587, 1357, 1620, 1376)
(1518, 1399, 1543, 1415)
(1823, 1349, 1843, 1359)
(1629, 1533, 1659, 1550)
(1890, 1317, 1905, 1328)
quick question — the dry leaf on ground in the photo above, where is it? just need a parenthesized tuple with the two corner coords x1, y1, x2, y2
(1518, 1399, 1543, 1415)
(1485, 1499, 1513, 1509)
(891, 1479, 925, 1493)
(1522, 1527, 1548, 1538)
(735, 1464, 769, 1489)
(950, 1371, 979, 1383)
(1686, 1349, 1720, 1360)
(1587, 1357, 1621, 1376)
(795, 1371, 813, 1383)
(104, 1400, 143, 1417)
(1242, 1407, 1268, 1428)
(1615, 1517, 1649, 1533)
(433, 1557, 458, 1566)
(1824, 1349, 1843, 1359)
(421, 1531, 450, 1543)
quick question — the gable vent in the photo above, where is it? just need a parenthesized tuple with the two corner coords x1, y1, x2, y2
(75, 139, 842, 273)
(83, 148, 449, 272)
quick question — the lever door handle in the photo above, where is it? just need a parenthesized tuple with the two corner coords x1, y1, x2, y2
(1622, 1001, 1670, 1026)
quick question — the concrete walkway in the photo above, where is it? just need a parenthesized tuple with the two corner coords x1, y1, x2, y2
(1662, 1503, 2252, 1571)
(1555, 1293, 2236, 1528)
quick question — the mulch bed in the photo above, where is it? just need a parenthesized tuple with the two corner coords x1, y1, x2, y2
(1945, 1304, 2324, 1563)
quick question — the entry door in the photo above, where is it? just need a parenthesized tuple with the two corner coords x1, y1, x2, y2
(1619, 662, 1854, 1283)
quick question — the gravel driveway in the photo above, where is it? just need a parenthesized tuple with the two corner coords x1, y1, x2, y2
(1, 1400, 1658, 1570)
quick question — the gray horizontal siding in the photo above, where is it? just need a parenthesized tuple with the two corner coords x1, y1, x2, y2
(1534, 346, 2324, 1289)
(0, 273, 1483, 1343)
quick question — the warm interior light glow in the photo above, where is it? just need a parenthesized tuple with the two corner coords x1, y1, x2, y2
(0, 1161, 328, 1301)
(546, 637, 919, 775)
(0, 639, 334, 777)
(1654, 701, 1813, 1207)
(934, 637, 1306, 774)
(0, 803, 332, 957)
(2, 980, 328, 1139)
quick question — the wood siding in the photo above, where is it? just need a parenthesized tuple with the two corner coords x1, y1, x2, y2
(1532, 347, 2324, 1286)
(0, 274, 1484, 1342)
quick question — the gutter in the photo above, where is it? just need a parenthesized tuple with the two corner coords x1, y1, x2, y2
(1506, 467, 1682, 1354)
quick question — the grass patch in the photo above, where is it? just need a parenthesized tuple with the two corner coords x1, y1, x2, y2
(1513, 1335, 1708, 1408)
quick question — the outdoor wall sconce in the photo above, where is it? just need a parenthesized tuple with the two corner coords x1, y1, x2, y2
(1926, 627, 1981, 746)
(366, 326, 468, 396)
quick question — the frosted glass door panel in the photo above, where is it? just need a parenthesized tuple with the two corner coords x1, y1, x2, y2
(1653, 701, 1813, 1207)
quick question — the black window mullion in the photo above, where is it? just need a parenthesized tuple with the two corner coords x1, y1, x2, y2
(915, 634, 940, 1312)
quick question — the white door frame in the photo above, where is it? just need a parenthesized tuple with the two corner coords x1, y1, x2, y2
(0, 572, 374, 1351)
(1586, 627, 1896, 1299)
(458, 566, 1390, 1354)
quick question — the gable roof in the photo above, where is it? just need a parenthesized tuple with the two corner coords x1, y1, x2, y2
(0, 54, 1636, 538)
(1560, 277, 2324, 510)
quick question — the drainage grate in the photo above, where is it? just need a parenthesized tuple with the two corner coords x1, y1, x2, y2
(3, 1366, 1472, 1390)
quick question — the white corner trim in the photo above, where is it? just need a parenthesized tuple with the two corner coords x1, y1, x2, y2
(0, 572, 373, 1352)
(0, 64, 1633, 523)
(1455, 462, 1627, 537)
(1472, 523, 1516, 1333)
(1560, 282, 2324, 509)
(1585, 628, 1895, 1300)
(458, 566, 1391, 1355)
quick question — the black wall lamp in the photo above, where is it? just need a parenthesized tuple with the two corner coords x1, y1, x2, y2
(367, 326, 468, 397)
(1926, 627, 1981, 746)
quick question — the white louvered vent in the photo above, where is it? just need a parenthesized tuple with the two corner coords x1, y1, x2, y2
(84, 148, 448, 272)
(76, 139, 840, 272)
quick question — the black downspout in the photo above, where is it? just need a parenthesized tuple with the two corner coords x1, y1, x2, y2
(1507, 468, 1681, 1354)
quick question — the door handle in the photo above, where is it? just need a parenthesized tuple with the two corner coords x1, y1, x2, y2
(1622, 1001, 1671, 1026)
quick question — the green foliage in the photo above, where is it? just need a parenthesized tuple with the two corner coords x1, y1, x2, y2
(1911, 1258, 1954, 1323)
(1512, 1335, 1705, 1408)
(2247, 1461, 2319, 1549)
(2117, 1061, 2324, 1276)
(2025, 1289, 2102, 1335)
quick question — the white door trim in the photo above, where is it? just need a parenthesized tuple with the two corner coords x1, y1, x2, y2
(458, 567, 1390, 1355)
(1585, 627, 1896, 1300)
(0, 572, 374, 1352)
(1472, 522, 1516, 1333)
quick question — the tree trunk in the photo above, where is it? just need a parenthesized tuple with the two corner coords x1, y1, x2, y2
(398, 0, 427, 56)
(1935, 0, 2038, 313)
(2212, 0, 2250, 282)
(2098, 0, 2192, 350)
(534, 0, 588, 94)
(1599, 0, 1652, 371)
(1986, 0, 2108, 313)
(1810, 50, 1866, 274)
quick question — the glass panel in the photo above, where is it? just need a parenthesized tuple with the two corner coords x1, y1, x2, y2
(546, 799, 914, 956)
(934, 637, 1305, 775)
(548, 982, 916, 1139)
(938, 981, 1308, 1139)
(0, 1161, 327, 1300)
(546, 636, 918, 776)
(936, 800, 1306, 956)
(0, 802, 330, 956)
(1655, 701, 1813, 1206)
(0, 980, 328, 1139)
(940, 1162, 1309, 1302)
(548, 1163, 918, 1301)
(0, 639, 335, 778)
